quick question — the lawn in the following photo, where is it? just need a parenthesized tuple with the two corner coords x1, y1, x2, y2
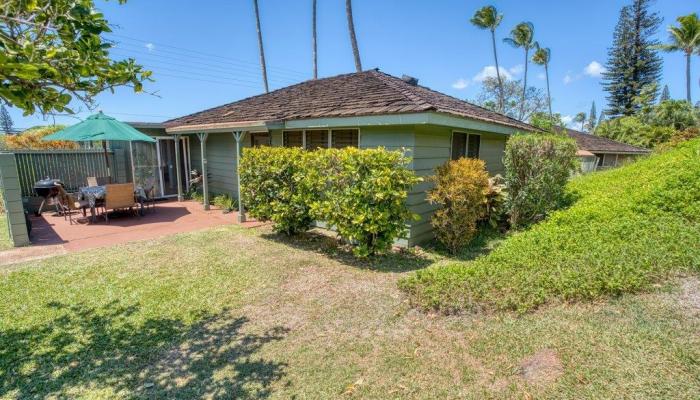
(0, 214, 10, 251)
(1, 224, 699, 399)
(400, 139, 700, 313)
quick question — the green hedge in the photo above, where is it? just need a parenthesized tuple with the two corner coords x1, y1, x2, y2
(504, 134, 578, 227)
(240, 146, 420, 256)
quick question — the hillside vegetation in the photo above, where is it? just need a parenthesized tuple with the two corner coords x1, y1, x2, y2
(400, 139, 700, 313)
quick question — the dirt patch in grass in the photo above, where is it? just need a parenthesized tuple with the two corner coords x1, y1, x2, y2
(519, 349, 564, 386)
(676, 277, 700, 316)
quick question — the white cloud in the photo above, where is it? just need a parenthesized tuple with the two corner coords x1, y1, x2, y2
(451, 78, 470, 90)
(145, 43, 155, 52)
(561, 115, 574, 126)
(508, 64, 524, 76)
(584, 61, 606, 77)
(473, 65, 514, 82)
(537, 72, 546, 81)
(563, 73, 574, 84)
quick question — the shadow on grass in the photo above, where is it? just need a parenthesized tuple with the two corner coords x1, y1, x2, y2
(0, 301, 288, 399)
(422, 226, 507, 262)
(261, 230, 433, 273)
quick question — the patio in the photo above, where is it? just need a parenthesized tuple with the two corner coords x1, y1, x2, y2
(24, 200, 263, 253)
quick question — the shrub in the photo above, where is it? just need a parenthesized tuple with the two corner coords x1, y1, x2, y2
(648, 100, 699, 131)
(212, 193, 238, 213)
(484, 174, 508, 228)
(503, 134, 577, 227)
(399, 138, 700, 313)
(427, 158, 489, 254)
(596, 116, 676, 148)
(310, 147, 420, 257)
(240, 147, 315, 235)
(3, 125, 78, 150)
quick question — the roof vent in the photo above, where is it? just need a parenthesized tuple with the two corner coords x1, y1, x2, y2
(401, 75, 419, 86)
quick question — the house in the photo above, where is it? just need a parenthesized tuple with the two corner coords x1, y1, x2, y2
(158, 69, 535, 246)
(564, 128, 650, 173)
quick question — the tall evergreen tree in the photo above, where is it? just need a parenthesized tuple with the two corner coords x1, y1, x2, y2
(587, 102, 597, 131)
(602, 0, 663, 117)
(597, 110, 606, 129)
(0, 104, 13, 134)
(660, 84, 671, 102)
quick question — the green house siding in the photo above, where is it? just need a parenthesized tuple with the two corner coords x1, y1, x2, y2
(179, 119, 511, 247)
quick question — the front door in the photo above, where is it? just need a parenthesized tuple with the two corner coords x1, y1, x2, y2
(156, 137, 190, 197)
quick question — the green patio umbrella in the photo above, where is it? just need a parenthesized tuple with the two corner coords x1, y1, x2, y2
(43, 111, 156, 181)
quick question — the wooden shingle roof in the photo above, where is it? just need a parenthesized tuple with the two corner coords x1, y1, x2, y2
(164, 69, 536, 131)
(565, 129, 650, 154)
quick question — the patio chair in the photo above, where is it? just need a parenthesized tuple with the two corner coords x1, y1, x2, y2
(142, 177, 157, 213)
(103, 183, 137, 223)
(56, 185, 89, 225)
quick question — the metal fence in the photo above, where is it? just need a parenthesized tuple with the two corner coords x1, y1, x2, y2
(9, 149, 123, 196)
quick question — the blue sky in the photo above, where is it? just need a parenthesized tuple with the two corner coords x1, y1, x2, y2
(7, 0, 697, 129)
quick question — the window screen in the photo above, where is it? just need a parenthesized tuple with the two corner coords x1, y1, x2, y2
(283, 130, 303, 147)
(467, 134, 481, 159)
(332, 129, 359, 148)
(451, 132, 467, 160)
(305, 130, 329, 150)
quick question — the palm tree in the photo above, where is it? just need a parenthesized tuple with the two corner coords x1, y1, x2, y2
(532, 45, 552, 119)
(656, 13, 700, 103)
(471, 5, 505, 112)
(253, 0, 269, 92)
(503, 22, 537, 120)
(574, 112, 586, 131)
(346, 0, 362, 72)
(312, 0, 318, 79)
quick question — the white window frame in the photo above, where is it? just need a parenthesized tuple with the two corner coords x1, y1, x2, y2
(283, 128, 362, 149)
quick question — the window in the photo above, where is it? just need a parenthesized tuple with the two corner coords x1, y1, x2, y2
(451, 132, 480, 160)
(250, 132, 270, 147)
(451, 132, 467, 160)
(332, 129, 359, 148)
(283, 130, 303, 147)
(467, 134, 481, 159)
(305, 130, 328, 150)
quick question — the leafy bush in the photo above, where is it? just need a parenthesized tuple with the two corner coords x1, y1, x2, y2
(212, 193, 238, 213)
(399, 139, 700, 313)
(310, 147, 420, 257)
(3, 125, 78, 149)
(484, 174, 508, 228)
(596, 116, 676, 148)
(427, 158, 489, 254)
(648, 100, 699, 131)
(240, 147, 315, 235)
(503, 134, 577, 227)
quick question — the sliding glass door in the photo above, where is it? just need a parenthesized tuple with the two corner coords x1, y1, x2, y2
(156, 137, 190, 197)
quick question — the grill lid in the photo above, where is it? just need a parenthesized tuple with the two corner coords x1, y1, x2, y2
(34, 178, 63, 189)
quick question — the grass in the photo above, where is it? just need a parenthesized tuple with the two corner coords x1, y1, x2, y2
(399, 139, 700, 313)
(1, 225, 700, 398)
(0, 214, 10, 251)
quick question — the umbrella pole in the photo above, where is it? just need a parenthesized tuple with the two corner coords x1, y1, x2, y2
(102, 140, 112, 183)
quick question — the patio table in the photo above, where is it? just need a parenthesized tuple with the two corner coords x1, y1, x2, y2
(78, 185, 147, 221)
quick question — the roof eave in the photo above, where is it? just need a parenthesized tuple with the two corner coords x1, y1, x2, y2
(165, 120, 283, 134)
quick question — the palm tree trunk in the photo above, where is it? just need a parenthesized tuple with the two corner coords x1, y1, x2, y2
(686, 51, 691, 103)
(346, 0, 362, 72)
(253, 0, 269, 93)
(491, 29, 504, 113)
(312, 0, 318, 79)
(520, 48, 529, 121)
(545, 62, 552, 119)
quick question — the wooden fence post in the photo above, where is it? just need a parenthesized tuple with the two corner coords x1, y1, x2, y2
(0, 153, 31, 247)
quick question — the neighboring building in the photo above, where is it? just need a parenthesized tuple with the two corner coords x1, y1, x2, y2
(564, 129, 650, 173)
(161, 69, 536, 245)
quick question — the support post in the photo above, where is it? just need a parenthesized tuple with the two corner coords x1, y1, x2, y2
(232, 131, 246, 223)
(196, 132, 210, 210)
(174, 134, 183, 201)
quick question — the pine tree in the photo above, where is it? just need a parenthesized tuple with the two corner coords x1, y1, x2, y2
(0, 104, 13, 134)
(602, 0, 663, 117)
(660, 84, 671, 102)
(587, 101, 597, 131)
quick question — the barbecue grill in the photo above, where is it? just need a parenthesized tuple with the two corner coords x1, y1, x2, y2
(34, 178, 64, 216)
